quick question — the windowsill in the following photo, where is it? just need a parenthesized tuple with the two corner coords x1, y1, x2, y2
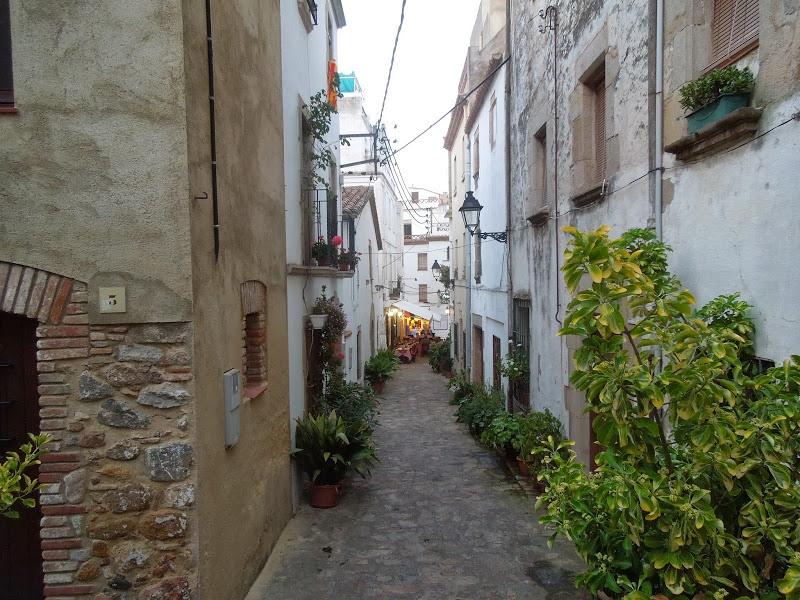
(527, 206, 550, 227)
(244, 382, 268, 400)
(570, 182, 605, 208)
(664, 107, 763, 161)
(287, 264, 355, 278)
(0, 105, 18, 115)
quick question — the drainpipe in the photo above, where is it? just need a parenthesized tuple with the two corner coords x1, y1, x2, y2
(504, 0, 513, 407)
(655, 0, 664, 240)
(465, 134, 473, 377)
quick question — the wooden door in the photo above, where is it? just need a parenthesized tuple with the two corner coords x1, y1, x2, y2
(0, 312, 43, 599)
(492, 335, 501, 390)
(472, 326, 484, 386)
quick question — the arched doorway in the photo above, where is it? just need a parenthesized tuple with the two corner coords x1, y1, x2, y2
(0, 311, 43, 599)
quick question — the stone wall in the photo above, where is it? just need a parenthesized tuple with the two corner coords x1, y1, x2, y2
(34, 281, 197, 599)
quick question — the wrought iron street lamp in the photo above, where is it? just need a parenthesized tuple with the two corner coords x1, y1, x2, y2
(431, 260, 442, 282)
(459, 191, 508, 243)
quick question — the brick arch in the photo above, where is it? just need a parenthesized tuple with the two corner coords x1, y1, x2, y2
(0, 261, 84, 324)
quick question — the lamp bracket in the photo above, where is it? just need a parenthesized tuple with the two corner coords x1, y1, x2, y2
(476, 230, 508, 243)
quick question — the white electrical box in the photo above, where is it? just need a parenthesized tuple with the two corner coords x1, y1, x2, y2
(223, 369, 241, 449)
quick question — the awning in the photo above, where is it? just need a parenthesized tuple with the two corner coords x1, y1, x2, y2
(390, 301, 433, 321)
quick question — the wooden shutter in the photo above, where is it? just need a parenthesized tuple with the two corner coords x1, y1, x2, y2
(418, 284, 428, 304)
(594, 78, 607, 182)
(417, 252, 427, 271)
(711, 0, 759, 64)
(0, 0, 13, 105)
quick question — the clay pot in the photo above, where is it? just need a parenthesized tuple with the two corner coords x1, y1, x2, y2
(371, 380, 385, 394)
(310, 484, 339, 508)
(516, 456, 530, 478)
(338, 261, 350, 272)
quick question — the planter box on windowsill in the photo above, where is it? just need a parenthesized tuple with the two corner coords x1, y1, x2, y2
(665, 106, 763, 162)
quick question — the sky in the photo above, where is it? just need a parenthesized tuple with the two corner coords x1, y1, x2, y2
(338, 0, 482, 194)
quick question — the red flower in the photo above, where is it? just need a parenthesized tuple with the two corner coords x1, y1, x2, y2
(337, 352, 345, 360)
(332, 235, 343, 246)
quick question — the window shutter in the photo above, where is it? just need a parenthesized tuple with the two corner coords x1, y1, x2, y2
(417, 252, 427, 271)
(419, 284, 428, 304)
(711, 0, 759, 63)
(594, 78, 607, 182)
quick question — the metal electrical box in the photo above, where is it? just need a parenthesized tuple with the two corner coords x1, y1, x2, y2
(223, 369, 241, 449)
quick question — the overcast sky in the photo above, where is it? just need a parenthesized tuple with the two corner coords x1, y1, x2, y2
(338, 0, 482, 194)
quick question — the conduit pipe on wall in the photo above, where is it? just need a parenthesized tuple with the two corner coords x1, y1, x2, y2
(505, 0, 514, 407)
(655, 0, 664, 241)
(465, 134, 473, 376)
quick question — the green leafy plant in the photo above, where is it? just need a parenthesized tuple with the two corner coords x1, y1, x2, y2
(293, 410, 377, 484)
(455, 387, 503, 436)
(1, 433, 53, 518)
(448, 370, 476, 405)
(311, 237, 335, 262)
(514, 410, 563, 470)
(428, 336, 451, 373)
(679, 65, 755, 112)
(480, 412, 522, 451)
(364, 349, 400, 386)
(305, 90, 339, 189)
(536, 224, 800, 599)
(317, 372, 379, 433)
(337, 248, 361, 270)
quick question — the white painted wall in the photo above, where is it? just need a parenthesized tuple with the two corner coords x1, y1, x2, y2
(281, 0, 346, 510)
(467, 65, 509, 394)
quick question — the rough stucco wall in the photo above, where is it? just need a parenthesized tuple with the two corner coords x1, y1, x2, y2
(181, 0, 292, 598)
(510, 0, 653, 457)
(0, 1, 193, 324)
(663, 0, 800, 363)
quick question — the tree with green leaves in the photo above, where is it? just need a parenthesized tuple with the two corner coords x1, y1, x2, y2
(535, 225, 800, 599)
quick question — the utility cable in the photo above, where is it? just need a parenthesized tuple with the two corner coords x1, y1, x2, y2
(384, 56, 510, 160)
(377, 0, 408, 128)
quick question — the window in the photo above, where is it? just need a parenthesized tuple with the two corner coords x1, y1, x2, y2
(403, 222, 412, 237)
(453, 323, 459, 359)
(710, 0, 759, 67)
(489, 94, 497, 148)
(446, 246, 450, 261)
(356, 329, 362, 379)
(411, 191, 419, 203)
(472, 128, 480, 181)
(1, 0, 14, 109)
(419, 284, 428, 303)
(474, 232, 482, 284)
(241, 281, 268, 396)
(417, 252, 428, 271)
(512, 298, 530, 354)
(492, 336, 501, 391)
(594, 76, 607, 182)
(533, 124, 547, 210)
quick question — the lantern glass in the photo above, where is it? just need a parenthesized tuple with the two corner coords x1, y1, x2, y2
(459, 191, 482, 235)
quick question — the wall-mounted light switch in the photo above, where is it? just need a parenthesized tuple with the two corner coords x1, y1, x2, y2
(223, 369, 241, 449)
(99, 287, 126, 313)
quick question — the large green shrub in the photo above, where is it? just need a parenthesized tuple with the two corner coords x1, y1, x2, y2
(428, 336, 452, 373)
(515, 410, 563, 470)
(1, 433, 52, 519)
(536, 225, 800, 599)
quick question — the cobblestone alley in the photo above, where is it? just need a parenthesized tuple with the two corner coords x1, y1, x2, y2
(246, 362, 585, 600)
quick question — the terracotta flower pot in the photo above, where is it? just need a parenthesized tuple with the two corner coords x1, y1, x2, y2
(371, 380, 385, 394)
(516, 456, 530, 478)
(310, 484, 339, 508)
(317, 256, 332, 267)
(338, 261, 350, 272)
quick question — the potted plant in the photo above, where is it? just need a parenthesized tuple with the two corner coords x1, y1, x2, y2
(293, 411, 351, 508)
(480, 412, 521, 460)
(679, 65, 755, 133)
(337, 248, 360, 272)
(311, 237, 333, 267)
(514, 410, 562, 487)
(364, 349, 399, 394)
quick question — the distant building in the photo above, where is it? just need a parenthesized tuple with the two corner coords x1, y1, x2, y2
(401, 188, 452, 338)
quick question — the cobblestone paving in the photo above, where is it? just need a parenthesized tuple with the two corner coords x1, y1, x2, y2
(246, 362, 586, 600)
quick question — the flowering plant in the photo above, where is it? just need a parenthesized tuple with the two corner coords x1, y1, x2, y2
(500, 345, 529, 383)
(338, 248, 361, 269)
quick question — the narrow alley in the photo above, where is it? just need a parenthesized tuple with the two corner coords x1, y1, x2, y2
(246, 363, 584, 600)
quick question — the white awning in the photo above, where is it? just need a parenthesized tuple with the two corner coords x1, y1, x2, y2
(390, 300, 433, 321)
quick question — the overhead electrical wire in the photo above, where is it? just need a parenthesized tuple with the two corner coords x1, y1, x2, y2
(384, 56, 510, 160)
(377, 0, 408, 128)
